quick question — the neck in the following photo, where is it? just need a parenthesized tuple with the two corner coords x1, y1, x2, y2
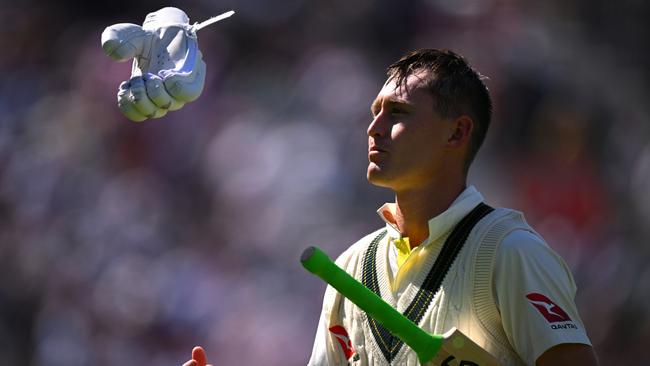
(392, 176, 466, 248)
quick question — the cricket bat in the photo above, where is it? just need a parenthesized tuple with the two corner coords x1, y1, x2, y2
(301, 246, 500, 366)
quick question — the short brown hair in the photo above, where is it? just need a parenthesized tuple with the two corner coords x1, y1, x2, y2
(387, 49, 492, 171)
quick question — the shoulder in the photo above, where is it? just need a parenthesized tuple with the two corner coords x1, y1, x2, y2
(497, 228, 568, 271)
(319, 228, 387, 307)
(480, 207, 559, 263)
(473, 206, 530, 241)
(485, 208, 576, 285)
(494, 226, 577, 298)
(334, 228, 386, 269)
(499, 229, 549, 257)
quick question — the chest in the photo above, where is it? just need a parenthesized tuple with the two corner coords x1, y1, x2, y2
(340, 237, 478, 365)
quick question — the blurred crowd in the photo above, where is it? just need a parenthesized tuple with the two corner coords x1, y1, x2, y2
(1, 0, 649, 364)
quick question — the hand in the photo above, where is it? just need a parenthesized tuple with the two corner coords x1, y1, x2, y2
(182, 346, 213, 366)
(101, 7, 207, 122)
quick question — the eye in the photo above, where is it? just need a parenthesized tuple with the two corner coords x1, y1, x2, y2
(391, 107, 407, 115)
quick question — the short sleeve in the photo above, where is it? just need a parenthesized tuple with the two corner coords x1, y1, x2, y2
(494, 229, 592, 365)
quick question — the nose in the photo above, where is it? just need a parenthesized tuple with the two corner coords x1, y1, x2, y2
(367, 112, 388, 138)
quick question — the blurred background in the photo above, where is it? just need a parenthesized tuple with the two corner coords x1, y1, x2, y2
(1, 0, 649, 364)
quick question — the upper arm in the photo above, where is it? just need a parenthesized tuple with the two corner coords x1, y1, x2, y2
(493, 229, 593, 364)
(536, 343, 599, 366)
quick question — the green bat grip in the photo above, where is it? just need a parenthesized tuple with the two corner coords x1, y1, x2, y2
(301, 246, 443, 364)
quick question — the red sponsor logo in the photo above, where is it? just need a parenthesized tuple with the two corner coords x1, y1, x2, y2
(329, 325, 355, 359)
(526, 293, 572, 323)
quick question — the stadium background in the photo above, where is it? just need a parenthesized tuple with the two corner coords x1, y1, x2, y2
(1, 0, 649, 364)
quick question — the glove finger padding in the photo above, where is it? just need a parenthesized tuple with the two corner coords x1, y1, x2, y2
(144, 75, 185, 111)
(129, 77, 164, 117)
(102, 7, 226, 122)
(117, 81, 148, 122)
(118, 78, 168, 121)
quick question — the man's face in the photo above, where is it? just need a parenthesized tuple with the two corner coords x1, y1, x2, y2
(367, 72, 452, 191)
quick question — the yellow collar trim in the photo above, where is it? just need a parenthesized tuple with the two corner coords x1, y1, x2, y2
(393, 237, 412, 269)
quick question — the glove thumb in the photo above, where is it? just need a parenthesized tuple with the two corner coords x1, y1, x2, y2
(101, 23, 149, 61)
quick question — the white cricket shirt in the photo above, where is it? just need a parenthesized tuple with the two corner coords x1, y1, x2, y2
(308, 186, 592, 365)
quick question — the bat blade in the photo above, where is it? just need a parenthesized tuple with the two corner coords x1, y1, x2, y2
(426, 327, 500, 366)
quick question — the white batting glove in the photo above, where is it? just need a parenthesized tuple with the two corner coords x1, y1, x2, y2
(101, 7, 234, 122)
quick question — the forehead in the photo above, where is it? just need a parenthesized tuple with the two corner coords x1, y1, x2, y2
(374, 71, 431, 105)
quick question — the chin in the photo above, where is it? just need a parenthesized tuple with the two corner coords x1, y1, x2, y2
(367, 168, 394, 188)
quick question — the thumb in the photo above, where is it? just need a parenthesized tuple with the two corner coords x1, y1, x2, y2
(192, 346, 208, 366)
(101, 23, 149, 61)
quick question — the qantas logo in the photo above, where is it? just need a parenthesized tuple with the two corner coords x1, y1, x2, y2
(526, 293, 572, 323)
(329, 325, 355, 359)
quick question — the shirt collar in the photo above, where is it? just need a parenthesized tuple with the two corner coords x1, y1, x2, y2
(376, 185, 485, 246)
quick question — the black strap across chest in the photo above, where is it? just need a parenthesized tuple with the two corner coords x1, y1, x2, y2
(361, 202, 494, 363)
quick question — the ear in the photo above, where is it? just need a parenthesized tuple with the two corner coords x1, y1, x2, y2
(447, 115, 474, 149)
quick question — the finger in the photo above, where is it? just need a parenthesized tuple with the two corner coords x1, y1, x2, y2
(128, 77, 165, 118)
(144, 75, 186, 111)
(192, 346, 207, 366)
(145, 75, 173, 109)
(167, 98, 185, 111)
(182, 361, 197, 366)
(117, 81, 148, 122)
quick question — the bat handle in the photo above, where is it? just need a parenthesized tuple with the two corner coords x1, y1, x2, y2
(301, 246, 443, 364)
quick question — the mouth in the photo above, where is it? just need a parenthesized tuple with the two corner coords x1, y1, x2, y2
(368, 146, 387, 162)
(368, 145, 387, 153)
